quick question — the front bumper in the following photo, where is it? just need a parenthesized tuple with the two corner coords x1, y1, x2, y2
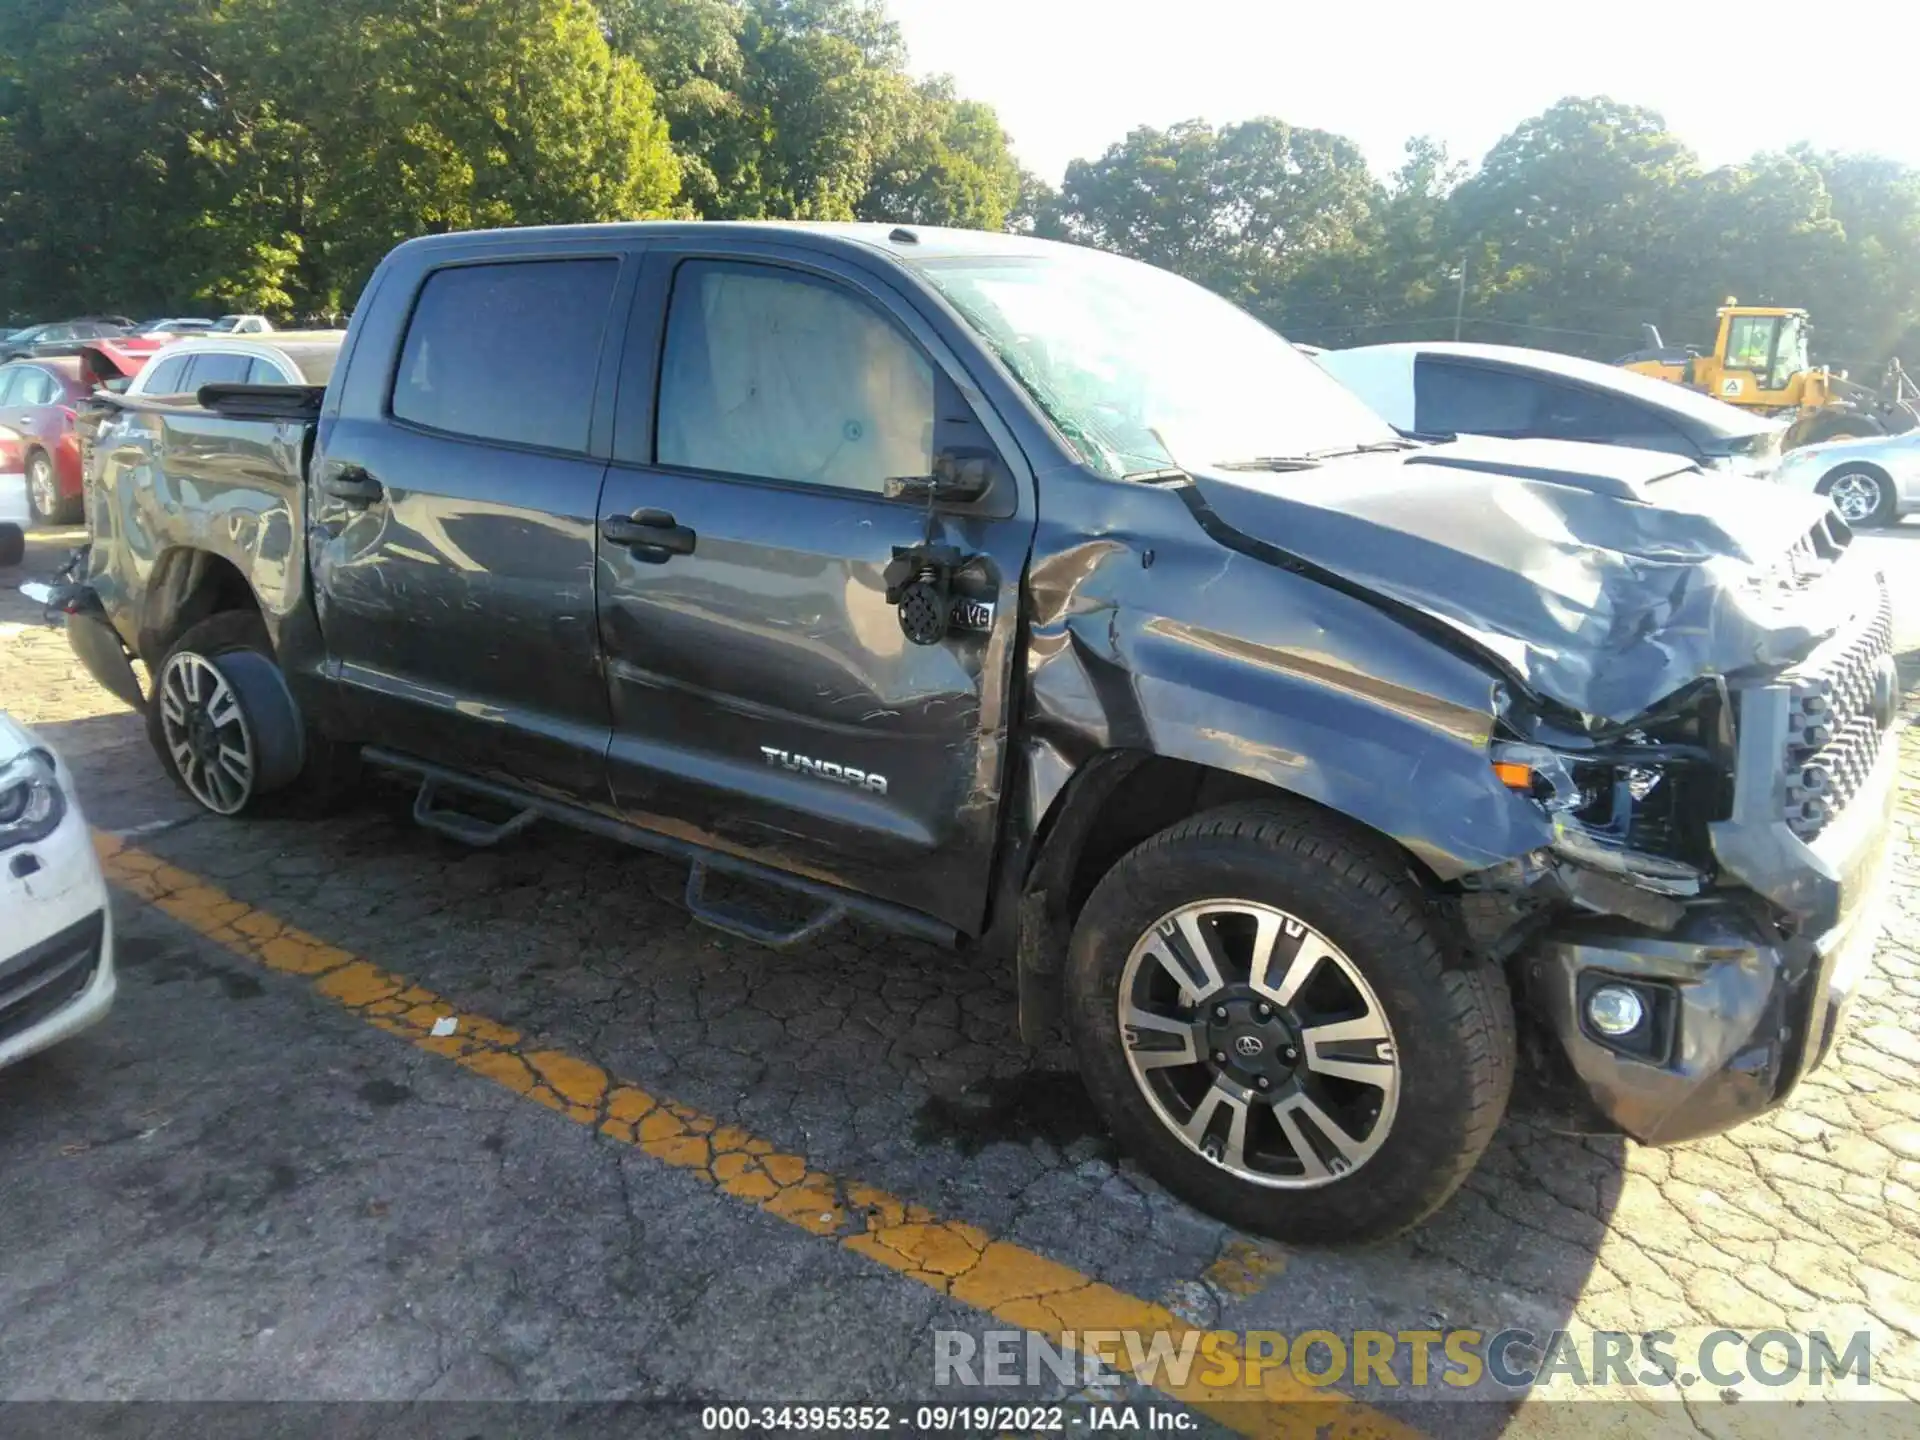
(1530, 676, 1899, 1147)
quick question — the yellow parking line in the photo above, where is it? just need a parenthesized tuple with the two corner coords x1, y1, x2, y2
(96, 832, 1421, 1440)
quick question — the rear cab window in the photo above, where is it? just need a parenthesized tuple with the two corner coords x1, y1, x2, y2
(392, 259, 618, 453)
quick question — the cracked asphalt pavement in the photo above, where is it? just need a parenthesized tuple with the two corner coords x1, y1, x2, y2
(4, 525, 1920, 1436)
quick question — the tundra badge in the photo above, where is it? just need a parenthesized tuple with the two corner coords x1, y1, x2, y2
(760, 747, 889, 795)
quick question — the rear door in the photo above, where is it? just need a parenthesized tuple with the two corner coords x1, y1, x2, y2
(309, 246, 632, 800)
(592, 244, 1036, 933)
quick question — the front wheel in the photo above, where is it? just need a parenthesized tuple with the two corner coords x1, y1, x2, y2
(1065, 803, 1514, 1244)
(1820, 465, 1894, 527)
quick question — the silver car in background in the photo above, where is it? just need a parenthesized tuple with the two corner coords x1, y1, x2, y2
(1770, 431, 1920, 527)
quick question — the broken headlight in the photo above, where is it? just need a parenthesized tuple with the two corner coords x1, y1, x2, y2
(1494, 741, 1719, 895)
(1492, 680, 1734, 900)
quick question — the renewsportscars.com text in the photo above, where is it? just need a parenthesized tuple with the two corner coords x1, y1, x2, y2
(935, 1328, 1874, 1392)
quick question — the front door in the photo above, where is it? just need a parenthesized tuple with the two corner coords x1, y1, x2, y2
(310, 250, 629, 800)
(594, 247, 1036, 933)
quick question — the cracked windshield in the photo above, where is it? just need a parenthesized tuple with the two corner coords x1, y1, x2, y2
(2, 0, 1919, 1436)
(922, 253, 1397, 477)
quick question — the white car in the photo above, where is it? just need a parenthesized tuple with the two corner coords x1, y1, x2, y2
(1767, 430, 1920, 528)
(0, 713, 116, 1070)
(1311, 341, 1786, 479)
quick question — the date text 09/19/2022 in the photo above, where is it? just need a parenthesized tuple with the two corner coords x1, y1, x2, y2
(699, 1404, 1193, 1432)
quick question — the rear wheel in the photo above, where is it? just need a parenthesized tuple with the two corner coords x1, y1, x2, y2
(26, 450, 78, 526)
(1820, 465, 1894, 527)
(1065, 802, 1514, 1244)
(146, 610, 357, 817)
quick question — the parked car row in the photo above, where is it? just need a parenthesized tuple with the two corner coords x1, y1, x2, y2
(1, 313, 276, 364)
(0, 331, 343, 528)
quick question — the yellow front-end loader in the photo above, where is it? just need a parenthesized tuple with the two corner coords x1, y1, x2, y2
(1618, 301, 1919, 449)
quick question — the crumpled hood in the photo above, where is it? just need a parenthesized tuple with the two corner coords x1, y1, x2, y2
(1189, 436, 1860, 723)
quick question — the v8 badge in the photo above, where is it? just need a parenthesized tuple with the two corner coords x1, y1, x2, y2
(949, 598, 994, 633)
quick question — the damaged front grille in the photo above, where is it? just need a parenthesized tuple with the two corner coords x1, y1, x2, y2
(1746, 511, 1851, 603)
(1782, 581, 1896, 840)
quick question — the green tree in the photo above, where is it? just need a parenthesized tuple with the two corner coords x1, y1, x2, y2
(0, 0, 680, 319)
(1794, 150, 1920, 370)
(224, 0, 680, 312)
(0, 0, 243, 316)
(1446, 96, 1699, 354)
(1659, 152, 1846, 350)
(601, 0, 928, 221)
(1051, 117, 1379, 308)
(857, 77, 1021, 230)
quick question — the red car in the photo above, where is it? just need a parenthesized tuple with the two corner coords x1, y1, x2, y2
(0, 348, 151, 525)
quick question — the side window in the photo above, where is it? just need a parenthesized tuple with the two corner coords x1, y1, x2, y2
(656, 260, 935, 494)
(142, 357, 191, 394)
(186, 352, 253, 389)
(21, 369, 59, 405)
(393, 258, 617, 453)
(245, 357, 287, 384)
(1413, 360, 1545, 436)
(1533, 384, 1689, 453)
(0, 367, 23, 405)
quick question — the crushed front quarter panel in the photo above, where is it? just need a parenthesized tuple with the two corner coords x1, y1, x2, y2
(1017, 463, 1555, 883)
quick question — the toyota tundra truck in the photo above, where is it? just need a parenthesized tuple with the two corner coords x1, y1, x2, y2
(58, 222, 1899, 1242)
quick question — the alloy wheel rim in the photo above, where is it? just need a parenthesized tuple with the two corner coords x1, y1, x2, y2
(1829, 471, 1882, 523)
(1117, 900, 1399, 1189)
(28, 455, 55, 517)
(157, 652, 256, 814)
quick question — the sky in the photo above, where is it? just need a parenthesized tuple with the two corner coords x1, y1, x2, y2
(885, 0, 1919, 184)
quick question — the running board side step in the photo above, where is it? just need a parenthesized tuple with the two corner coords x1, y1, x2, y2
(411, 778, 539, 848)
(685, 861, 847, 949)
(361, 748, 957, 952)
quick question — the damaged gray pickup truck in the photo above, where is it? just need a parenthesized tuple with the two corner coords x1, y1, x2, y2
(60, 223, 1898, 1242)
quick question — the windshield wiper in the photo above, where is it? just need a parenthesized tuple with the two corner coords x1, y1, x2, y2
(1303, 439, 1423, 459)
(1212, 439, 1422, 472)
(1212, 456, 1323, 472)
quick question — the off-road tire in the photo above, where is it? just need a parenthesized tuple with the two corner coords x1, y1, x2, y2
(146, 610, 359, 817)
(1065, 801, 1514, 1244)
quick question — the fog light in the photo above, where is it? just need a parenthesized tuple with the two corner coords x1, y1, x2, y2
(1587, 985, 1645, 1036)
